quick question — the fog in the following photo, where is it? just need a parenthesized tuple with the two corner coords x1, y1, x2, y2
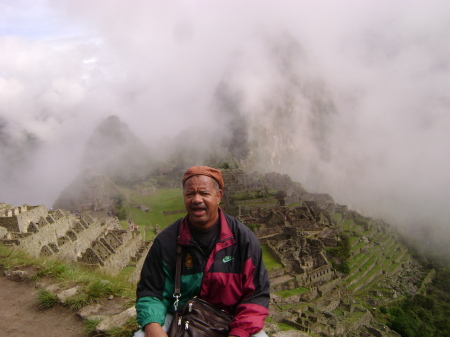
(1, 0, 450, 238)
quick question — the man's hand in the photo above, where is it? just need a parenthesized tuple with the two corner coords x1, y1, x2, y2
(144, 322, 168, 337)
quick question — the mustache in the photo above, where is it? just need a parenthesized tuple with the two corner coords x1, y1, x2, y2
(190, 204, 207, 210)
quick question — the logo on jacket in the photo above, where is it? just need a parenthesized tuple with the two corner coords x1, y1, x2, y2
(222, 256, 233, 263)
(185, 253, 193, 269)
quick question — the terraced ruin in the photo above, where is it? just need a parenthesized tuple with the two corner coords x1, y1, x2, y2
(0, 168, 428, 336)
(0, 204, 150, 283)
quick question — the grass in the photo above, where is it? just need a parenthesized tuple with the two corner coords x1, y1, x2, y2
(352, 241, 367, 252)
(349, 236, 360, 246)
(0, 244, 36, 270)
(359, 256, 376, 272)
(0, 243, 137, 336)
(344, 309, 365, 323)
(63, 279, 125, 310)
(342, 219, 354, 231)
(332, 212, 342, 222)
(130, 188, 184, 228)
(0, 243, 135, 310)
(261, 244, 283, 271)
(124, 188, 185, 240)
(84, 318, 102, 334)
(277, 321, 298, 331)
(37, 289, 59, 309)
(119, 266, 137, 279)
(274, 287, 309, 298)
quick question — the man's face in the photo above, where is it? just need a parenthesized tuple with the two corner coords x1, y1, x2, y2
(183, 175, 223, 230)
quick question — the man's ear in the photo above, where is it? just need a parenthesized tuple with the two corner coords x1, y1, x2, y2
(217, 189, 223, 203)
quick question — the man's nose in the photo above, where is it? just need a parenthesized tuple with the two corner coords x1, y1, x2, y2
(192, 193, 202, 203)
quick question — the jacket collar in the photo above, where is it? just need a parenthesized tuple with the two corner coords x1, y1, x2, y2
(177, 207, 235, 246)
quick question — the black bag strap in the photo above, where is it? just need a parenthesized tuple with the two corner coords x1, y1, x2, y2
(173, 245, 182, 311)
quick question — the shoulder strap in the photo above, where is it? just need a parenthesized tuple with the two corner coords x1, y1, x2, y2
(173, 245, 182, 311)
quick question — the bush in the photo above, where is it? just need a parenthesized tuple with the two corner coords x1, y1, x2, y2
(334, 261, 350, 275)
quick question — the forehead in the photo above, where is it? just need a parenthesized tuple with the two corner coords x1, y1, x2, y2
(183, 175, 215, 190)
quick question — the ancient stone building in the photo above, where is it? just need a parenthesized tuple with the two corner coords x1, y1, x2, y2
(0, 204, 148, 276)
(0, 205, 48, 233)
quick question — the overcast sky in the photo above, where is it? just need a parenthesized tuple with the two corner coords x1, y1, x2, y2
(1, 0, 449, 234)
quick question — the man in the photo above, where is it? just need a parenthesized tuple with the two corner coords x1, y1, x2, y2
(136, 166, 270, 337)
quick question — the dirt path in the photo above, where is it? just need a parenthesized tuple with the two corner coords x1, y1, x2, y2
(0, 272, 88, 337)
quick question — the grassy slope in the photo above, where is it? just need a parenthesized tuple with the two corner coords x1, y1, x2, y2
(125, 188, 185, 240)
(122, 186, 280, 266)
(261, 244, 283, 271)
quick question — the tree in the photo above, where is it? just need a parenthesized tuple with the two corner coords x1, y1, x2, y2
(275, 190, 287, 199)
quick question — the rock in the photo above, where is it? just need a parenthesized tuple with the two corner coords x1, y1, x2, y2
(10, 270, 28, 281)
(78, 303, 102, 319)
(0, 226, 7, 239)
(57, 286, 79, 303)
(85, 315, 108, 322)
(264, 322, 280, 335)
(95, 306, 136, 332)
(272, 330, 311, 337)
(44, 283, 62, 292)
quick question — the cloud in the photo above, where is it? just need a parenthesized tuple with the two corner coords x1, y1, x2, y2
(0, 0, 449, 240)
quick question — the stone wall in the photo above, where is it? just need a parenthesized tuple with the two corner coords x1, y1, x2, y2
(317, 278, 341, 297)
(19, 214, 108, 261)
(0, 215, 19, 232)
(99, 230, 143, 274)
(265, 242, 289, 268)
(0, 204, 146, 276)
(348, 310, 373, 333)
(271, 278, 299, 293)
(306, 263, 334, 285)
(129, 241, 153, 284)
(0, 205, 48, 232)
(313, 288, 341, 312)
(235, 199, 278, 207)
(16, 205, 48, 232)
(257, 227, 285, 238)
(268, 267, 286, 278)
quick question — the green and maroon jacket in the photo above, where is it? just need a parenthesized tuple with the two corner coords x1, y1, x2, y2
(136, 208, 270, 337)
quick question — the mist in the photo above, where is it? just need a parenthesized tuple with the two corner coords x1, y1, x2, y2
(1, 1, 449, 240)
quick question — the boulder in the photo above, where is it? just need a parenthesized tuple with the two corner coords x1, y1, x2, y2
(96, 306, 136, 332)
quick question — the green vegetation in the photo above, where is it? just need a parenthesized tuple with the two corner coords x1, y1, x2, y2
(37, 289, 59, 309)
(276, 321, 298, 331)
(332, 213, 450, 337)
(231, 191, 266, 201)
(56, 278, 125, 311)
(342, 219, 354, 231)
(131, 188, 184, 226)
(274, 287, 309, 298)
(328, 234, 351, 275)
(261, 244, 283, 271)
(115, 187, 185, 240)
(332, 212, 343, 222)
(381, 268, 450, 337)
(0, 243, 136, 335)
(113, 196, 128, 221)
(84, 318, 102, 335)
(348, 235, 359, 246)
(246, 223, 262, 232)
